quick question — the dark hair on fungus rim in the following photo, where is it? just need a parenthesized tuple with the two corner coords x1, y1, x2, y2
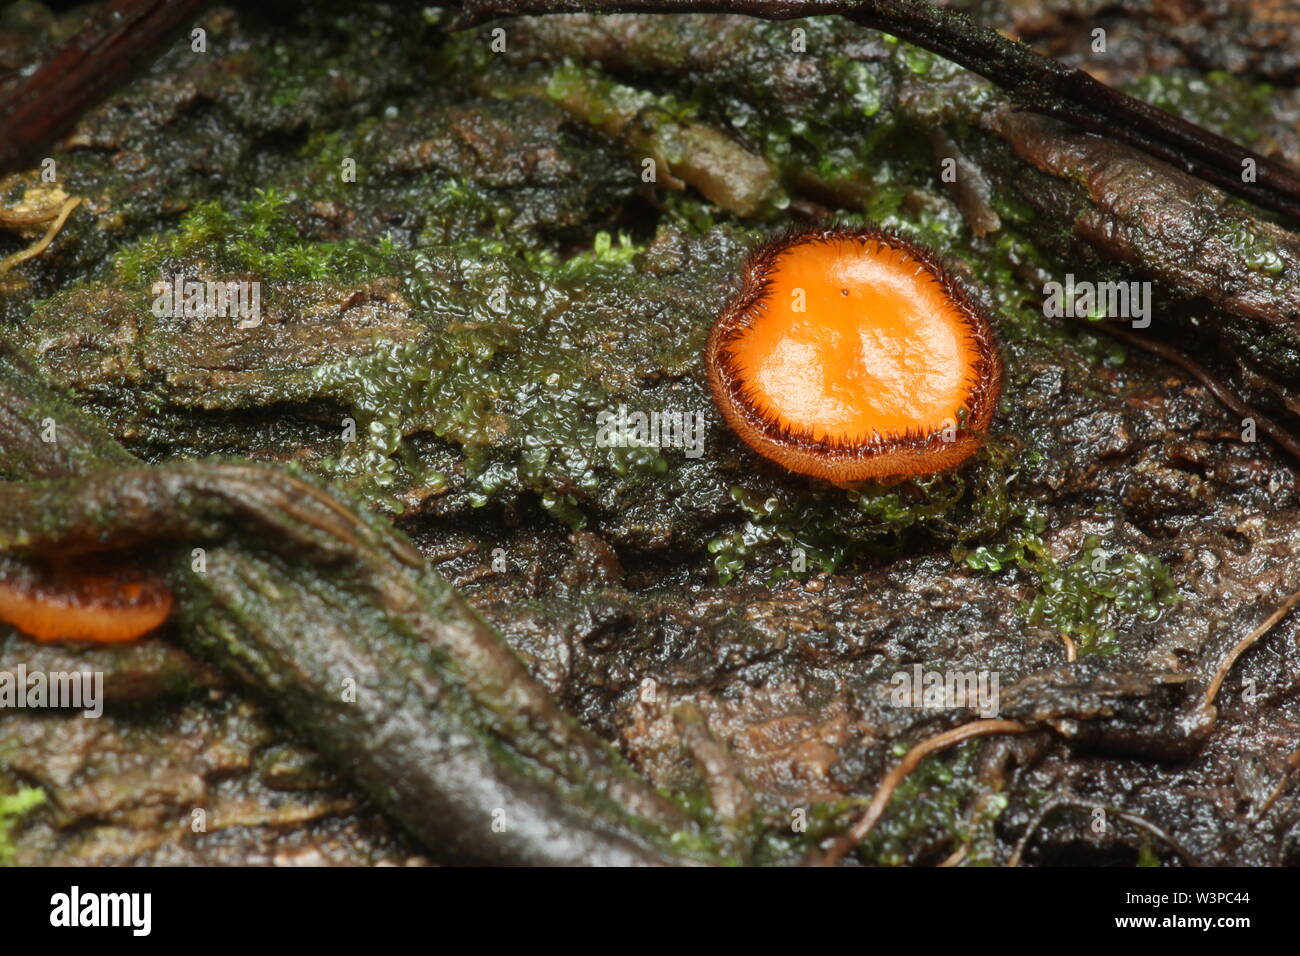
(705, 224, 1003, 483)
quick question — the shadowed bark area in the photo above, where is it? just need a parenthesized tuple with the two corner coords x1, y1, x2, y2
(2, 0, 1300, 866)
(0, 343, 711, 865)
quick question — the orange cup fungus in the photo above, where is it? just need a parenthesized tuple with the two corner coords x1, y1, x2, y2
(0, 556, 173, 644)
(706, 226, 1002, 482)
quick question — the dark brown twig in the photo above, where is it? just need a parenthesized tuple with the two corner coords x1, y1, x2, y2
(5, 0, 1298, 224)
(447, 0, 1300, 221)
(0, 0, 213, 177)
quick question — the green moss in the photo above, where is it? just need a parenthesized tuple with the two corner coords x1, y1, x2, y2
(243, 7, 443, 125)
(707, 430, 1030, 585)
(544, 60, 700, 127)
(873, 743, 1009, 866)
(296, 122, 384, 205)
(1219, 219, 1286, 277)
(583, 230, 641, 268)
(961, 506, 1048, 573)
(659, 192, 722, 233)
(1137, 838, 1163, 867)
(966, 521, 1179, 655)
(113, 188, 386, 286)
(707, 493, 845, 586)
(1026, 535, 1179, 655)
(707, 479, 964, 585)
(830, 55, 884, 117)
(0, 786, 44, 866)
(300, 230, 686, 509)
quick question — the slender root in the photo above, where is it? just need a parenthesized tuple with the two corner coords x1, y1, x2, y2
(1009, 796, 1199, 867)
(808, 718, 1030, 866)
(1200, 588, 1300, 715)
(1254, 746, 1300, 821)
(0, 196, 81, 275)
(1082, 318, 1300, 463)
(937, 844, 967, 867)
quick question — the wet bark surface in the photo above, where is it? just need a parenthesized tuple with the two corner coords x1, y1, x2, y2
(2, 0, 1300, 865)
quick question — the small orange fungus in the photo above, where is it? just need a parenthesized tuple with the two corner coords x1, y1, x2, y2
(0, 556, 173, 644)
(706, 226, 1002, 482)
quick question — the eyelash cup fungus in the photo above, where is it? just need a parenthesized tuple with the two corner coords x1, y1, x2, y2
(0, 557, 174, 643)
(706, 225, 1002, 483)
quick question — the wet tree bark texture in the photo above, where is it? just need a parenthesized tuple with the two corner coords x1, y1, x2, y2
(1, 0, 1299, 865)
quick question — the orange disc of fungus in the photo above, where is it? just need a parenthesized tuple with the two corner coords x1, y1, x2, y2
(0, 557, 173, 644)
(706, 226, 1002, 482)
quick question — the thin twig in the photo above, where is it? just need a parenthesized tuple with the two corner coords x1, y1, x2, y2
(1008, 795, 1199, 867)
(1200, 588, 1300, 714)
(937, 844, 966, 867)
(808, 718, 1029, 866)
(0, 181, 75, 228)
(1082, 318, 1300, 464)
(0, 197, 81, 276)
(0, 0, 212, 176)
(449, 0, 1300, 220)
(1253, 746, 1300, 822)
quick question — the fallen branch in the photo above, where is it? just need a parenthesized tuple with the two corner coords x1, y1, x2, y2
(5, 0, 1299, 223)
(0, 341, 710, 865)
